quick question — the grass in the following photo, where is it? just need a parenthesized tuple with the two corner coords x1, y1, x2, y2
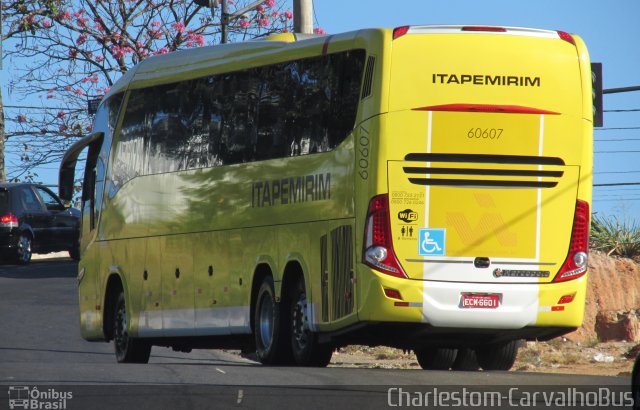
(590, 214, 640, 259)
(582, 337, 600, 348)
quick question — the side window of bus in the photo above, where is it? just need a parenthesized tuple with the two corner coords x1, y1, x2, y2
(257, 61, 301, 158)
(203, 76, 225, 167)
(219, 71, 260, 164)
(111, 90, 147, 188)
(107, 49, 365, 186)
(328, 51, 365, 147)
(94, 93, 123, 204)
(254, 50, 365, 159)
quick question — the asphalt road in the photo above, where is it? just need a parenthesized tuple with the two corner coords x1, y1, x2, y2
(0, 258, 632, 409)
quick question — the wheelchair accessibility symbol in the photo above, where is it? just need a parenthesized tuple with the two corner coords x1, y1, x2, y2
(418, 229, 446, 256)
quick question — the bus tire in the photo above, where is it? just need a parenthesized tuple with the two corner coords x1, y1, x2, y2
(289, 278, 333, 367)
(254, 276, 292, 365)
(414, 348, 457, 370)
(452, 348, 480, 371)
(475, 340, 519, 371)
(113, 292, 151, 363)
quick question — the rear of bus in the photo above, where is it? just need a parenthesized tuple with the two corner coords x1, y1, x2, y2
(358, 26, 592, 347)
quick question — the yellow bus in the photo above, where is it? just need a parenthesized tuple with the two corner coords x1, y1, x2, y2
(60, 25, 594, 370)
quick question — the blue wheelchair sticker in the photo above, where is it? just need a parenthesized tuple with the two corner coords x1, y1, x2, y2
(418, 228, 446, 256)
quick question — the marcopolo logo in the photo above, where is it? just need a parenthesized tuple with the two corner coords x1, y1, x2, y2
(8, 386, 73, 409)
(397, 209, 418, 223)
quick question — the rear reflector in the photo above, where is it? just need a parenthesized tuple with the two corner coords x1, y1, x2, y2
(393, 26, 410, 40)
(413, 104, 560, 115)
(384, 288, 403, 300)
(557, 31, 576, 45)
(462, 26, 507, 32)
(557, 294, 576, 304)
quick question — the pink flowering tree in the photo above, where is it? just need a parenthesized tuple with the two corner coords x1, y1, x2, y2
(1, 0, 294, 181)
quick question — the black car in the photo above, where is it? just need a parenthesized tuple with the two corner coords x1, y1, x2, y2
(0, 183, 80, 264)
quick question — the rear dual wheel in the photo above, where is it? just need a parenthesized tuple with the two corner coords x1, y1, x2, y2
(254, 277, 293, 365)
(415, 348, 458, 370)
(290, 279, 333, 367)
(254, 276, 332, 367)
(415, 342, 517, 371)
(475, 340, 519, 371)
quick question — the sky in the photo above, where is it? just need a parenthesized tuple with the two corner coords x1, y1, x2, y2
(2, 0, 640, 221)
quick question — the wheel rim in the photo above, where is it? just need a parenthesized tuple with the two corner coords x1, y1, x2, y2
(115, 301, 128, 354)
(258, 293, 274, 350)
(292, 293, 310, 351)
(17, 236, 31, 263)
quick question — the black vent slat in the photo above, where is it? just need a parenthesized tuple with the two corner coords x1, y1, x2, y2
(320, 234, 328, 323)
(403, 167, 564, 178)
(404, 153, 565, 166)
(331, 225, 354, 321)
(408, 178, 558, 188)
(361, 56, 376, 99)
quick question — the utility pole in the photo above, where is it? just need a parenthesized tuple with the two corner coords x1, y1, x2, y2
(293, 0, 313, 34)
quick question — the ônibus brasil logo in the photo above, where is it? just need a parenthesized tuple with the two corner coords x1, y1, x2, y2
(8, 386, 73, 410)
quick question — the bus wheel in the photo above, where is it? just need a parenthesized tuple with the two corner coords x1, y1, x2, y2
(254, 276, 291, 365)
(415, 348, 457, 370)
(113, 292, 151, 363)
(290, 279, 333, 367)
(452, 348, 480, 371)
(475, 340, 519, 371)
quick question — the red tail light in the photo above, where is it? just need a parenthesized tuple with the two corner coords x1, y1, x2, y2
(363, 194, 407, 278)
(0, 213, 18, 228)
(553, 200, 590, 282)
(393, 26, 410, 40)
(557, 31, 576, 45)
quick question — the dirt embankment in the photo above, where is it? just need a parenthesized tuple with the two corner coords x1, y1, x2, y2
(569, 252, 640, 343)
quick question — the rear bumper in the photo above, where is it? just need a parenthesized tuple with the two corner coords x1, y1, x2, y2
(355, 267, 587, 333)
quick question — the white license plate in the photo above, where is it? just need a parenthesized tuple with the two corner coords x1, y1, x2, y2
(460, 293, 501, 309)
